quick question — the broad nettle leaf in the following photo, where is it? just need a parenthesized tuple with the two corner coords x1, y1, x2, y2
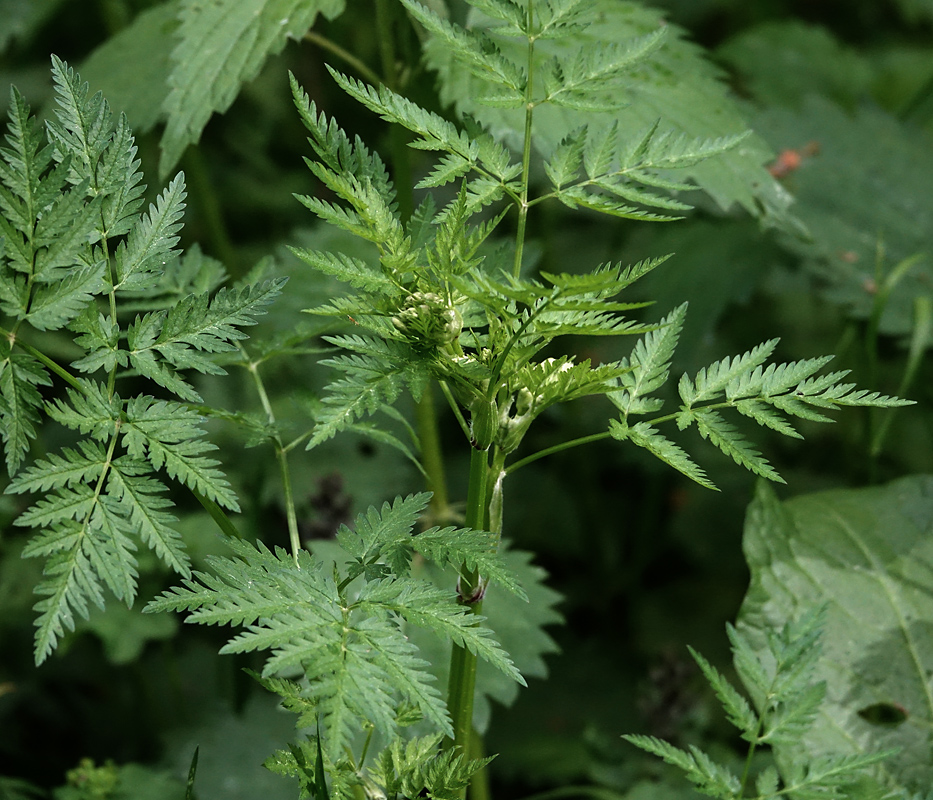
(80, 1, 180, 134)
(717, 21, 873, 111)
(742, 96, 933, 337)
(738, 477, 933, 793)
(420, 0, 794, 227)
(159, 0, 347, 176)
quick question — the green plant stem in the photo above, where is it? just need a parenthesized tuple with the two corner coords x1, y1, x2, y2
(864, 253, 923, 468)
(277, 445, 302, 564)
(738, 730, 762, 797)
(444, 445, 489, 768)
(375, 0, 415, 224)
(416, 385, 453, 522)
(506, 431, 611, 475)
(0, 328, 85, 392)
(305, 31, 382, 87)
(871, 293, 931, 462)
(244, 354, 302, 563)
(194, 491, 244, 539)
(440, 380, 472, 440)
(512, 6, 537, 280)
(101, 230, 120, 399)
(469, 729, 491, 800)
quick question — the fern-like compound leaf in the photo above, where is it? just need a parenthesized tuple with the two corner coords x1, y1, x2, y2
(809, 384, 912, 408)
(1, 61, 291, 668)
(691, 408, 784, 483)
(401, 0, 527, 99)
(589, 176, 694, 213)
(726, 622, 770, 710)
(540, 255, 671, 296)
(760, 681, 825, 746)
(289, 248, 394, 291)
(416, 152, 475, 190)
(324, 68, 520, 185)
(28, 529, 106, 664)
(15, 484, 97, 530)
(0, 345, 51, 474)
(407, 527, 527, 600)
(30, 182, 100, 283)
(26, 265, 104, 331)
(622, 735, 740, 798)
(162, 279, 286, 352)
(336, 493, 527, 599)
(113, 173, 187, 291)
(159, 0, 346, 177)
(70, 308, 125, 373)
(6, 440, 109, 494)
(373, 734, 493, 800)
(784, 751, 899, 797)
(122, 396, 239, 510)
(20, 484, 149, 663)
(0, 88, 50, 231)
(542, 29, 667, 108)
(46, 380, 121, 440)
(582, 120, 619, 180)
(734, 398, 802, 440)
(687, 646, 758, 740)
(358, 578, 524, 684)
(725, 355, 835, 401)
(544, 127, 586, 189)
(539, 98, 750, 219)
(12, 427, 200, 665)
(609, 420, 715, 490)
(610, 303, 686, 416)
(106, 459, 189, 576)
(95, 114, 145, 238)
(147, 537, 516, 760)
(46, 55, 112, 186)
(127, 279, 286, 401)
(292, 79, 392, 192)
(336, 493, 430, 566)
(306, 357, 414, 450)
(615, 338, 917, 489)
(148, 491, 525, 758)
(557, 186, 681, 221)
(83, 501, 139, 605)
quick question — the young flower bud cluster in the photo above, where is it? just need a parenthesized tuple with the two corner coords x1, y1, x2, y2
(391, 291, 462, 349)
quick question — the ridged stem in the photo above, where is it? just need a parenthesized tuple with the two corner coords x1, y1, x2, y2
(513, 1, 537, 279)
(444, 445, 490, 767)
(375, 0, 415, 224)
(416, 384, 453, 522)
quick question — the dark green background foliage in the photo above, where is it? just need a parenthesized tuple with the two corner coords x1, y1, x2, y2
(1, 0, 932, 798)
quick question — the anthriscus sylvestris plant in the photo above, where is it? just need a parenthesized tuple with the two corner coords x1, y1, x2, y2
(0, 1, 912, 798)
